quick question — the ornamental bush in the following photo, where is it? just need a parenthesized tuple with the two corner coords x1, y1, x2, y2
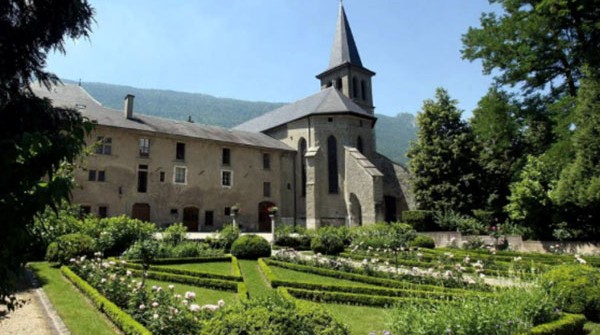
(350, 222, 417, 250)
(541, 264, 600, 321)
(83, 215, 157, 256)
(162, 223, 187, 245)
(216, 225, 241, 251)
(274, 224, 312, 250)
(45, 233, 96, 264)
(230, 235, 271, 260)
(401, 210, 436, 231)
(310, 226, 345, 255)
(409, 235, 435, 248)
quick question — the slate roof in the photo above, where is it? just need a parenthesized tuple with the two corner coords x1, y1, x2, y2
(233, 86, 375, 133)
(328, 3, 362, 69)
(31, 83, 294, 151)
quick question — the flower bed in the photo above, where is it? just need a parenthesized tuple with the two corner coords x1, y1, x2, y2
(124, 262, 242, 282)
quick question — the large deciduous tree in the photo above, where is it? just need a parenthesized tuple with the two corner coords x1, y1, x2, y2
(0, 0, 94, 309)
(462, 0, 600, 98)
(407, 88, 481, 213)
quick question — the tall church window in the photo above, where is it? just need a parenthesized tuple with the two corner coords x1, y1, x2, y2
(361, 80, 367, 101)
(327, 135, 339, 194)
(352, 77, 358, 98)
(299, 138, 307, 197)
(357, 136, 364, 154)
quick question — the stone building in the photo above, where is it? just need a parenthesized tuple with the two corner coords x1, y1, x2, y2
(33, 3, 414, 231)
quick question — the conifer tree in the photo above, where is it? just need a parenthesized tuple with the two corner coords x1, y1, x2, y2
(407, 88, 480, 213)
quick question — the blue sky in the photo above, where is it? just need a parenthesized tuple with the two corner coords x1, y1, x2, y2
(47, 0, 499, 118)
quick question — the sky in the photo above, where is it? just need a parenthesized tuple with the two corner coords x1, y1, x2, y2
(47, 0, 500, 118)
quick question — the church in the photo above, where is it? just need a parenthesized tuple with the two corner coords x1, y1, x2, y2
(33, 3, 414, 232)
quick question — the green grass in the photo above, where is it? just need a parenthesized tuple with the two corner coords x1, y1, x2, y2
(28, 262, 119, 335)
(310, 302, 391, 335)
(269, 266, 382, 288)
(238, 260, 275, 298)
(586, 322, 600, 335)
(141, 278, 237, 305)
(154, 261, 232, 275)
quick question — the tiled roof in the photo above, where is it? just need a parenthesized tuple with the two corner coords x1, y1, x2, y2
(31, 83, 294, 151)
(328, 3, 362, 69)
(233, 86, 375, 132)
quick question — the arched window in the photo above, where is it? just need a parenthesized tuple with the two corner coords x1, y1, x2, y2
(327, 135, 338, 194)
(357, 136, 364, 154)
(299, 138, 307, 197)
(361, 80, 367, 100)
(336, 78, 342, 90)
(352, 77, 358, 98)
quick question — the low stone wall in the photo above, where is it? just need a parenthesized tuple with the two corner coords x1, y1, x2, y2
(421, 231, 600, 255)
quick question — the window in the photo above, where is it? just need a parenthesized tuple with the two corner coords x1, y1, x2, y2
(336, 77, 342, 90)
(299, 138, 307, 197)
(170, 208, 179, 216)
(328, 135, 339, 194)
(95, 136, 112, 155)
(263, 182, 271, 197)
(88, 170, 106, 182)
(80, 205, 91, 215)
(224, 207, 231, 216)
(357, 136, 364, 154)
(98, 170, 106, 182)
(328, 117, 333, 122)
(263, 153, 271, 170)
(205, 211, 214, 226)
(139, 138, 150, 157)
(88, 170, 97, 181)
(159, 171, 165, 182)
(222, 148, 231, 165)
(221, 170, 232, 187)
(98, 206, 108, 218)
(352, 77, 358, 98)
(174, 166, 187, 184)
(137, 165, 148, 192)
(361, 80, 367, 100)
(176, 142, 185, 160)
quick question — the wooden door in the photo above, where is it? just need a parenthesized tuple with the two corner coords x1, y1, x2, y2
(258, 201, 275, 232)
(183, 207, 199, 232)
(132, 203, 150, 222)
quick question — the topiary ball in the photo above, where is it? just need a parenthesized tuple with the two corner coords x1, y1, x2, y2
(45, 233, 96, 264)
(230, 234, 271, 260)
(409, 235, 435, 249)
(540, 264, 600, 321)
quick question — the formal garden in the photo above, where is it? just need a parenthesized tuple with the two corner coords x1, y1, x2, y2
(17, 204, 600, 335)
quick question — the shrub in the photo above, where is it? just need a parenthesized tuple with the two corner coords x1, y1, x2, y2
(310, 226, 345, 255)
(350, 222, 416, 250)
(434, 210, 486, 234)
(199, 296, 349, 335)
(401, 210, 435, 231)
(274, 224, 312, 250)
(410, 235, 435, 248)
(541, 264, 600, 321)
(123, 240, 221, 260)
(216, 224, 241, 251)
(30, 202, 85, 259)
(162, 223, 187, 245)
(472, 209, 495, 227)
(45, 233, 96, 264)
(83, 215, 156, 256)
(230, 235, 271, 260)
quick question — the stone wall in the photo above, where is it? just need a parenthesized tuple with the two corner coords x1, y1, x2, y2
(344, 147, 383, 225)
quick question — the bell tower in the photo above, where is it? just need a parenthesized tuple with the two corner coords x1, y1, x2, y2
(316, 2, 375, 114)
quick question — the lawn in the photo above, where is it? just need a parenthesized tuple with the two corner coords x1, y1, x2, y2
(238, 260, 274, 298)
(28, 262, 119, 335)
(141, 277, 238, 305)
(586, 322, 600, 335)
(269, 265, 382, 288)
(154, 261, 232, 275)
(312, 302, 392, 335)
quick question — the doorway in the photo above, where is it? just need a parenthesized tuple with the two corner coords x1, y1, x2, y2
(131, 203, 150, 222)
(183, 207, 199, 232)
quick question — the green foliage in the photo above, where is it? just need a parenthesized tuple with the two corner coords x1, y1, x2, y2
(349, 222, 417, 250)
(125, 263, 241, 282)
(85, 215, 156, 256)
(0, 0, 94, 307)
(274, 224, 312, 250)
(409, 235, 435, 248)
(230, 235, 271, 260)
(472, 209, 495, 227)
(527, 313, 586, 335)
(124, 240, 221, 260)
(401, 210, 436, 231)
(45, 233, 96, 264)
(310, 226, 346, 255)
(162, 223, 187, 245)
(541, 264, 600, 321)
(389, 286, 559, 335)
(199, 295, 350, 335)
(128, 269, 238, 292)
(433, 210, 486, 235)
(462, 0, 600, 98)
(407, 88, 481, 213)
(30, 202, 85, 259)
(216, 224, 241, 251)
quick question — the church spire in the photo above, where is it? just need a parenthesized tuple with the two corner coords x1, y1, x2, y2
(328, 2, 362, 69)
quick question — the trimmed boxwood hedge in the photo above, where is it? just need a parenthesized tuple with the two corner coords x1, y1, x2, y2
(61, 266, 151, 335)
(284, 287, 445, 307)
(128, 269, 238, 292)
(237, 282, 249, 302)
(231, 255, 242, 277)
(525, 313, 586, 335)
(124, 262, 242, 282)
(129, 256, 232, 265)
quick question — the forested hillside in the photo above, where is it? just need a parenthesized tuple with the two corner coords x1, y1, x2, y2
(70, 80, 416, 164)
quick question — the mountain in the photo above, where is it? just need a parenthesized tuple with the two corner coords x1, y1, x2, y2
(68, 80, 416, 165)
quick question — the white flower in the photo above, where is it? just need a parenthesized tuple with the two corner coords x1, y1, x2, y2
(153, 313, 159, 319)
(100, 278, 107, 283)
(168, 285, 175, 290)
(126, 270, 132, 276)
(362, 259, 368, 265)
(184, 291, 196, 299)
(463, 256, 470, 264)
(70, 258, 77, 263)
(139, 304, 145, 310)
(479, 273, 486, 278)
(514, 256, 522, 262)
(182, 299, 188, 305)
(217, 299, 225, 307)
(189, 304, 201, 312)
(152, 301, 159, 308)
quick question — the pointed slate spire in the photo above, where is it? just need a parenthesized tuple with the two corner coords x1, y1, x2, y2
(328, 2, 363, 69)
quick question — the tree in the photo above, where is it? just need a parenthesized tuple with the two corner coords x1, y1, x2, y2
(462, 0, 600, 99)
(551, 70, 600, 238)
(471, 88, 522, 213)
(407, 88, 481, 213)
(0, 0, 94, 310)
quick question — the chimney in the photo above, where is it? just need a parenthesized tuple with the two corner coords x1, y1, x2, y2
(124, 94, 134, 119)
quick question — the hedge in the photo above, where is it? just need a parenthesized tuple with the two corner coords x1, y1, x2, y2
(231, 255, 242, 277)
(525, 313, 586, 335)
(128, 256, 232, 265)
(427, 248, 600, 267)
(237, 282, 249, 302)
(401, 210, 436, 231)
(263, 259, 487, 295)
(128, 269, 238, 292)
(61, 266, 151, 335)
(284, 287, 446, 308)
(124, 262, 242, 282)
